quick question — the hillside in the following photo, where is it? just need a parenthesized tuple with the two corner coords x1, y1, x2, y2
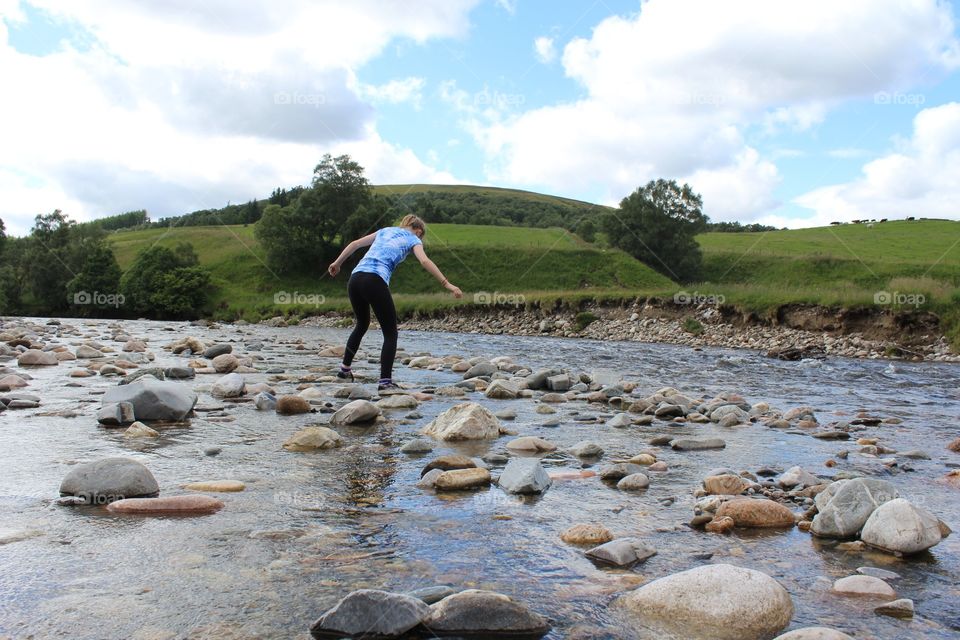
(107, 223, 674, 320)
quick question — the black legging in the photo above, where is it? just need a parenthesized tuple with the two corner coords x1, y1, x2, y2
(344, 272, 398, 380)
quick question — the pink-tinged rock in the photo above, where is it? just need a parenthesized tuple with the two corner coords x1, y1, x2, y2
(0, 374, 28, 389)
(106, 495, 224, 515)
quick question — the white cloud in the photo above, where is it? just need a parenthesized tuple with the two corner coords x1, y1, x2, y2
(0, 0, 479, 235)
(533, 36, 555, 63)
(360, 77, 426, 109)
(495, 0, 516, 15)
(458, 0, 958, 222)
(795, 102, 960, 223)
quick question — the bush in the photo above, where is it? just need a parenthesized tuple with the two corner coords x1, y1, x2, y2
(683, 318, 704, 335)
(575, 311, 598, 331)
(120, 245, 211, 318)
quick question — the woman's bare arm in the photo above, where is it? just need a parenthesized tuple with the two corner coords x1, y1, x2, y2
(413, 245, 462, 298)
(327, 232, 378, 276)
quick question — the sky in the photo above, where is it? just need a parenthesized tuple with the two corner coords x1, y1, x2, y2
(1, 0, 959, 236)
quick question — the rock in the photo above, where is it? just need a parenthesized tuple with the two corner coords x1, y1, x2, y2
(407, 586, 457, 605)
(715, 499, 796, 528)
(400, 438, 434, 454)
(183, 480, 245, 492)
(494, 408, 517, 420)
(948, 437, 960, 452)
(0, 374, 27, 389)
(123, 421, 159, 438)
(599, 463, 645, 481)
(561, 524, 613, 545)
(773, 629, 854, 640)
(99, 364, 125, 376)
(107, 495, 224, 514)
(811, 478, 898, 539)
(857, 567, 900, 580)
(211, 373, 245, 398)
(462, 362, 496, 379)
(416, 469, 444, 489)
(874, 598, 914, 619)
(898, 450, 929, 459)
(122, 340, 147, 352)
(497, 458, 552, 494)
(505, 436, 556, 453)
(434, 468, 491, 490)
(812, 430, 850, 440)
(860, 498, 942, 555)
(615, 564, 793, 640)
(59, 457, 159, 504)
(202, 344, 232, 359)
(585, 537, 656, 567)
(211, 353, 239, 373)
(0, 528, 44, 545)
(377, 394, 418, 409)
(276, 395, 312, 415)
(617, 473, 650, 491)
(421, 402, 503, 441)
(102, 380, 198, 422)
(671, 438, 726, 451)
(97, 402, 136, 426)
(330, 400, 380, 426)
(76, 345, 105, 359)
(778, 466, 820, 488)
(539, 392, 567, 403)
(421, 455, 476, 476)
(17, 349, 58, 366)
(164, 366, 196, 380)
(703, 474, 748, 495)
(254, 391, 277, 411)
(629, 453, 656, 465)
(310, 589, 430, 639)
(831, 575, 896, 598)
(706, 516, 735, 533)
(422, 589, 550, 638)
(546, 374, 572, 392)
(283, 427, 343, 451)
(485, 379, 519, 399)
(569, 441, 604, 457)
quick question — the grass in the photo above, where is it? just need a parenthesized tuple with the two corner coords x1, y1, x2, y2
(372, 183, 611, 210)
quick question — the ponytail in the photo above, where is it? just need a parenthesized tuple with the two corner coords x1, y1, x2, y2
(399, 214, 426, 236)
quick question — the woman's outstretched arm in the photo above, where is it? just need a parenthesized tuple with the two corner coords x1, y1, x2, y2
(327, 232, 378, 276)
(412, 245, 463, 298)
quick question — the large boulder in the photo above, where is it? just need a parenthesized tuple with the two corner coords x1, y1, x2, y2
(421, 402, 503, 441)
(330, 400, 380, 426)
(422, 590, 550, 638)
(59, 457, 159, 504)
(715, 499, 796, 528)
(17, 349, 58, 366)
(102, 380, 197, 422)
(615, 564, 794, 640)
(310, 589, 430, 639)
(860, 498, 942, 555)
(810, 478, 898, 539)
(498, 458, 552, 494)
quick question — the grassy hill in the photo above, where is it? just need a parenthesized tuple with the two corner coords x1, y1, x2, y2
(108, 223, 673, 321)
(373, 183, 610, 210)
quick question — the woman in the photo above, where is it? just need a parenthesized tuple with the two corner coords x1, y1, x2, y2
(327, 214, 462, 390)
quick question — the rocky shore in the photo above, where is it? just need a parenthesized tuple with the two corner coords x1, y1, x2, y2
(293, 300, 959, 363)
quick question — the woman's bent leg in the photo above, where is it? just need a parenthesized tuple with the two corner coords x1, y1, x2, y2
(343, 274, 371, 367)
(366, 276, 399, 381)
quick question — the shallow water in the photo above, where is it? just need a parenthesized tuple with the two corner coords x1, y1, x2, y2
(1, 319, 959, 639)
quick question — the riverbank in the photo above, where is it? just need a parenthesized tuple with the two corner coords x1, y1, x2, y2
(292, 299, 959, 363)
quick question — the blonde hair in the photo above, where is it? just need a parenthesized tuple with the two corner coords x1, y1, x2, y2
(400, 214, 426, 236)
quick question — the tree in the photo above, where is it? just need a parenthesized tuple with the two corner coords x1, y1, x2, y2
(576, 218, 597, 243)
(0, 217, 6, 257)
(120, 244, 211, 318)
(601, 180, 707, 282)
(66, 241, 123, 316)
(24, 210, 78, 312)
(255, 154, 373, 273)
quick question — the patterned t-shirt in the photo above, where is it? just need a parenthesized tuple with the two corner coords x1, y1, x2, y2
(352, 227, 422, 285)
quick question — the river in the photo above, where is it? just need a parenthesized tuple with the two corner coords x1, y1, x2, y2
(1, 318, 958, 639)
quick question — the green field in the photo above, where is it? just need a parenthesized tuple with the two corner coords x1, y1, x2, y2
(373, 183, 609, 210)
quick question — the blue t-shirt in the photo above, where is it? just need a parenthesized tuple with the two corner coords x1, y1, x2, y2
(352, 227, 422, 285)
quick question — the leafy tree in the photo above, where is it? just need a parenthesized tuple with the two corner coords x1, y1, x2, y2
(576, 218, 597, 243)
(0, 217, 6, 256)
(66, 241, 123, 316)
(255, 154, 373, 273)
(601, 179, 707, 282)
(24, 210, 78, 312)
(120, 244, 211, 318)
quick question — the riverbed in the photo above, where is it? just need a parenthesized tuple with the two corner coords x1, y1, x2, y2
(1, 318, 958, 639)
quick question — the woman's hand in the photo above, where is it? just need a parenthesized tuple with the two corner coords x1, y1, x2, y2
(446, 282, 463, 299)
(328, 263, 340, 277)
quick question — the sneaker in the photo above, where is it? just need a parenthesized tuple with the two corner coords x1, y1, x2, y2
(377, 380, 402, 393)
(336, 367, 354, 382)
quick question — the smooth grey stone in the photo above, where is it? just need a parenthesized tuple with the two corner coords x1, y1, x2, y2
(164, 367, 196, 380)
(59, 457, 159, 504)
(96, 402, 135, 426)
(498, 458, 551, 494)
(599, 463, 645, 481)
(422, 589, 550, 638)
(811, 478, 898, 538)
(671, 438, 726, 451)
(310, 589, 429, 639)
(407, 585, 457, 605)
(463, 362, 496, 379)
(102, 380, 197, 422)
(202, 344, 232, 359)
(401, 439, 434, 454)
(253, 392, 277, 411)
(586, 537, 657, 567)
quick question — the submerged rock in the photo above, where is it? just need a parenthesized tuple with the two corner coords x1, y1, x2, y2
(423, 589, 550, 639)
(561, 524, 613, 545)
(310, 589, 430, 639)
(671, 438, 726, 451)
(106, 495, 224, 514)
(585, 538, 656, 567)
(773, 629, 854, 640)
(283, 427, 343, 452)
(831, 575, 896, 598)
